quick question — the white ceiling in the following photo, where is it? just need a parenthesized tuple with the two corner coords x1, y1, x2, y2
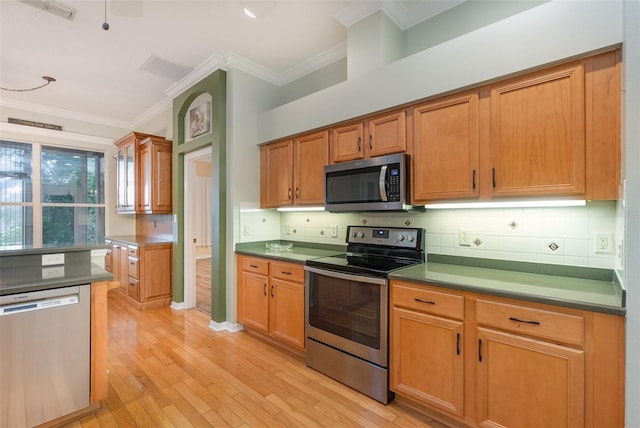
(0, 0, 462, 129)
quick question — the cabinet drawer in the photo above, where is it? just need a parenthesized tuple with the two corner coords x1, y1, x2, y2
(128, 278, 139, 300)
(128, 257, 140, 279)
(392, 282, 464, 320)
(476, 299, 584, 347)
(241, 257, 269, 275)
(270, 261, 304, 283)
(128, 245, 139, 258)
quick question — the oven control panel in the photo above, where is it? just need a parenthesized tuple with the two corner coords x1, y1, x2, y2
(347, 226, 423, 249)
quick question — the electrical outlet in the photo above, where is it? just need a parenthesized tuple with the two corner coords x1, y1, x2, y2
(595, 233, 613, 254)
(42, 253, 65, 266)
(243, 224, 252, 237)
(42, 266, 65, 279)
(459, 229, 471, 246)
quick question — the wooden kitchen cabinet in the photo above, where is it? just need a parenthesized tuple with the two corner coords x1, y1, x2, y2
(107, 238, 172, 310)
(329, 110, 407, 163)
(390, 282, 465, 416)
(487, 62, 586, 198)
(389, 279, 625, 428)
(114, 132, 172, 214)
(260, 130, 328, 208)
(476, 300, 585, 428)
(412, 92, 480, 202)
(237, 255, 305, 350)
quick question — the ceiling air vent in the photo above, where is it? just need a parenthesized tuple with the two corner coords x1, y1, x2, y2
(18, 0, 77, 20)
(140, 55, 194, 81)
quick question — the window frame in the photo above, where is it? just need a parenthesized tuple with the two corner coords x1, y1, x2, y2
(0, 124, 112, 248)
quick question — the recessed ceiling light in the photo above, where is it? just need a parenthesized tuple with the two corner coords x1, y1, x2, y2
(243, 7, 257, 19)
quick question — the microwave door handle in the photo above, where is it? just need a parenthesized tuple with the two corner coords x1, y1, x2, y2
(379, 165, 388, 201)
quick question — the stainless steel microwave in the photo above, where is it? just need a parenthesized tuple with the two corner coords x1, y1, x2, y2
(324, 153, 421, 212)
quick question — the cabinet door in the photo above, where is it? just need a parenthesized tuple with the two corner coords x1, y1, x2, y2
(116, 147, 126, 210)
(269, 278, 305, 349)
(260, 140, 293, 208)
(118, 244, 129, 295)
(293, 131, 328, 205)
(366, 110, 406, 158)
(390, 307, 464, 416)
(489, 64, 585, 197)
(239, 271, 269, 333)
(140, 140, 172, 213)
(413, 93, 479, 202)
(330, 121, 364, 163)
(139, 246, 171, 302)
(477, 328, 584, 428)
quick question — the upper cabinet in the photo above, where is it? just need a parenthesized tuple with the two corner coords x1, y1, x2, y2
(488, 63, 586, 198)
(260, 130, 328, 208)
(114, 132, 173, 214)
(330, 110, 407, 163)
(413, 49, 621, 204)
(412, 92, 480, 202)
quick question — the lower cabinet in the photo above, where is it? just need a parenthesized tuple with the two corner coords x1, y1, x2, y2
(237, 255, 305, 350)
(106, 238, 172, 310)
(390, 280, 625, 428)
(390, 283, 465, 416)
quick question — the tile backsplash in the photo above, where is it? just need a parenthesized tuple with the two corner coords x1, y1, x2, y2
(239, 201, 618, 269)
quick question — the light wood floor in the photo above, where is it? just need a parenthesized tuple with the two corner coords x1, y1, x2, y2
(64, 290, 446, 428)
(196, 258, 212, 314)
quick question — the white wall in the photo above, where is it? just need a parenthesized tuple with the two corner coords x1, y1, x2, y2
(623, 0, 640, 425)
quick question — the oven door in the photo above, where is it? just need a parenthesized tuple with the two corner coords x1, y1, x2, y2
(304, 265, 388, 367)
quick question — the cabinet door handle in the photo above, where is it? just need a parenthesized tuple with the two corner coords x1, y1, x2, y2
(369, 134, 373, 150)
(509, 316, 541, 326)
(414, 298, 436, 305)
(263, 284, 267, 296)
(478, 339, 483, 362)
(270, 285, 275, 298)
(456, 333, 461, 355)
(295, 187, 299, 199)
(288, 188, 291, 200)
(492, 168, 496, 188)
(357, 136, 361, 152)
(472, 169, 476, 190)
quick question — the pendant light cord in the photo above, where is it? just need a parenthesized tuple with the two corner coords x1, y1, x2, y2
(1, 76, 56, 92)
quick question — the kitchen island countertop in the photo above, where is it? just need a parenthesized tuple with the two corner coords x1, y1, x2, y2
(0, 247, 112, 296)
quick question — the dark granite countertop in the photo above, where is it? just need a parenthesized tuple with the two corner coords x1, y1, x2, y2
(235, 241, 345, 264)
(0, 247, 113, 296)
(106, 236, 173, 246)
(390, 255, 625, 316)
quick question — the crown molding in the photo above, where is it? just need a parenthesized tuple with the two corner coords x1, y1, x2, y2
(130, 96, 172, 130)
(0, 121, 114, 145)
(0, 97, 130, 129)
(333, 1, 382, 28)
(164, 53, 227, 98)
(279, 42, 347, 84)
(225, 53, 282, 85)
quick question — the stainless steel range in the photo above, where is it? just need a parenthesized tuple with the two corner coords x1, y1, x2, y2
(304, 225, 425, 404)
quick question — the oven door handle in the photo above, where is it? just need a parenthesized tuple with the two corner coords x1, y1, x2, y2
(304, 266, 387, 285)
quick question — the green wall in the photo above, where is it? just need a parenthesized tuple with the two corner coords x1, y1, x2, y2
(172, 70, 227, 322)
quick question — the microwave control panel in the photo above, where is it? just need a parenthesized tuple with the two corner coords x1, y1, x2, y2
(387, 165, 401, 201)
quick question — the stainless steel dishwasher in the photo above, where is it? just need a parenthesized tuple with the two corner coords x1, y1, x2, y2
(0, 284, 91, 427)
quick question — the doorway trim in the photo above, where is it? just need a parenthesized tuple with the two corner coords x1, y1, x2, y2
(184, 146, 212, 310)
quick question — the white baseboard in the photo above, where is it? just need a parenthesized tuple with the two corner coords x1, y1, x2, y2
(170, 301, 187, 310)
(209, 321, 243, 332)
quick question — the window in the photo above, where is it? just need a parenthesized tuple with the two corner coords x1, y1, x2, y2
(0, 140, 106, 248)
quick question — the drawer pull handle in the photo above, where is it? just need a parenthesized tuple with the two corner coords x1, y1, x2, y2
(509, 316, 541, 326)
(249, 264, 258, 268)
(281, 271, 292, 275)
(414, 298, 436, 305)
(456, 333, 461, 355)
